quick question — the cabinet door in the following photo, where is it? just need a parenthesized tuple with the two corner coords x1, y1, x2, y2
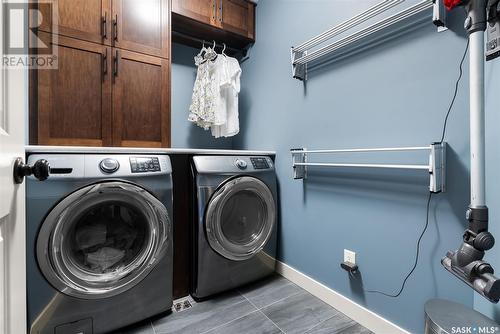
(172, 0, 216, 26)
(219, 0, 255, 39)
(112, 50, 170, 147)
(112, 0, 169, 58)
(37, 33, 112, 146)
(39, 0, 111, 45)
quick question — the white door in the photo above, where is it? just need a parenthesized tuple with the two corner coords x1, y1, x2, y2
(0, 1, 28, 332)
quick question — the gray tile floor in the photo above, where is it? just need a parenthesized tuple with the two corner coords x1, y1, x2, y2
(116, 275, 372, 334)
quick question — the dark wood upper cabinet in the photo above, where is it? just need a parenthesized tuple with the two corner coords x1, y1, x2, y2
(36, 33, 112, 146)
(171, 0, 216, 25)
(171, 0, 255, 45)
(39, 0, 112, 45)
(32, 0, 173, 148)
(112, 0, 170, 58)
(218, 0, 254, 39)
(112, 50, 170, 148)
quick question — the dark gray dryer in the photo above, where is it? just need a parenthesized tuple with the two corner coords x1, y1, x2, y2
(191, 155, 278, 299)
(26, 153, 173, 334)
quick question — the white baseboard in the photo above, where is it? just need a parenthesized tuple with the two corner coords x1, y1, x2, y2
(275, 260, 410, 334)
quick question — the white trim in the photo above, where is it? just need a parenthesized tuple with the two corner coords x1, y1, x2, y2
(275, 260, 410, 334)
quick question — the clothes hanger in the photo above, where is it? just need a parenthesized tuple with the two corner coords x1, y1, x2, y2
(194, 40, 209, 66)
(200, 41, 219, 64)
(209, 40, 218, 61)
(221, 43, 227, 57)
(196, 40, 208, 58)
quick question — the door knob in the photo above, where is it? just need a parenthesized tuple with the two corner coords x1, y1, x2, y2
(13, 158, 51, 184)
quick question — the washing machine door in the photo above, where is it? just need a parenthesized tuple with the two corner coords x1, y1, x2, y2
(205, 176, 276, 261)
(37, 181, 170, 299)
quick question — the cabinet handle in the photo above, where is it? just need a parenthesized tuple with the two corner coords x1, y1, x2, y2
(219, 1, 223, 22)
(102, 12, 107, 39)
(113, 49, 119, 78)
(113, 14, 118, 41)
(212, 0, 216, 21)
(102, 49, 108, 81)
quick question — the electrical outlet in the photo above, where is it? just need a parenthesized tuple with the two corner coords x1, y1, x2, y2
(344, 249, 356, 265)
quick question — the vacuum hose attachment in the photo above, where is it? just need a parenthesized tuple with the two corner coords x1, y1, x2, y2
(442, 252, 500, 303)
(442, 207, 500, 303)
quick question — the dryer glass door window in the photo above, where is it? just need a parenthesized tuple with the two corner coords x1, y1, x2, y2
(37, 182, 171, 299)
(205, 177, 276, 261)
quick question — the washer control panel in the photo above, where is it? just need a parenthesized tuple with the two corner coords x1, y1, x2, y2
(130, 157, 161, 173)
(250, 157, 270, 170)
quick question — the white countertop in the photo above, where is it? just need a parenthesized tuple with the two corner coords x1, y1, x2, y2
(25, 145, 276, 156)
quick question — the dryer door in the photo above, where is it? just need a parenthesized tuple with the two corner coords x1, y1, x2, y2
(205, 176, 276, 261)
(37, 181, 170, 299)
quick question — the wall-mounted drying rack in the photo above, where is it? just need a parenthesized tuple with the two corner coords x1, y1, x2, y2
(291, 0, 443, 80)
(290, 142, 446, 193)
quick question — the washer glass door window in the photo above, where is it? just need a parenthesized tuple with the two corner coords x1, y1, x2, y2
(37, 181, 170, 299)
(205, 176, 276, 261)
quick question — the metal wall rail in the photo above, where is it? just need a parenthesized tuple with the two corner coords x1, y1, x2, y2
(290, 143, 447, 193)
(291, 0, 438, 80)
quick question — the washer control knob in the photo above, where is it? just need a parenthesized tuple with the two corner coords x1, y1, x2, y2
(235, 159, 248, 170)
(100, 158, 120, 173)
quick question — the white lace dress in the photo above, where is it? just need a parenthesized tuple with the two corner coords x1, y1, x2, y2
(188, 55, 218, 129)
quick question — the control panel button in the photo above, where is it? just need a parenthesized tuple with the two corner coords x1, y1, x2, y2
(99, 158, 120, 173)
(236, 159, 248, 170)
(250, 157, 270, 169)
(130, 157, 161, 173)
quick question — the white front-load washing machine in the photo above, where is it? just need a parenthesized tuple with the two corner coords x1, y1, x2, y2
(26, 153, 174, 334)
(191, 155, 278, 300)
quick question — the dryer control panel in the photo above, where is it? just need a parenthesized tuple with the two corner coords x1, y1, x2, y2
(250, 157, 270, 169)
(193, 156, 274, 174)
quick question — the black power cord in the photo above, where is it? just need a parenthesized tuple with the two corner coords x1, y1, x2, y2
(363, 192, 433, 297)
(439, 37, 470, 144)
(361, 37, 470, 298)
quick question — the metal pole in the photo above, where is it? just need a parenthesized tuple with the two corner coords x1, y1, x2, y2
(469, 30, 486, 208)
(291, 146, 431, 154)
(293, 162, 430, 170)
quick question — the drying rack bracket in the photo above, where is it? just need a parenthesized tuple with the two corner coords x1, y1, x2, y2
(291, 49, 307, 80)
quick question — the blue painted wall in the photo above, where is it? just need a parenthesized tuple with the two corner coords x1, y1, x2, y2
(171, 43, 233, 149)
(233, 0, 486, 332)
